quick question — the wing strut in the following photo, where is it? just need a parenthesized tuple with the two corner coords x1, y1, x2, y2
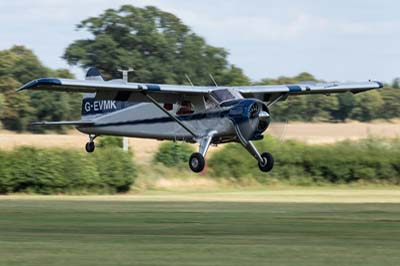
(142, 92, 200, 138)
(267, 93, 288, 108)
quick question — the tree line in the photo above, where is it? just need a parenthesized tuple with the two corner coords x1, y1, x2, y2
(0, 46, 80, 132)
(0, 5, 399, 132)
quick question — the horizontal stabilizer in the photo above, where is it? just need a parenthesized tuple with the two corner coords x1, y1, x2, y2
(30, 121, 94, 126)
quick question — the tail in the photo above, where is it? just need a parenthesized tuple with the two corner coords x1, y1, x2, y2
(27, 67, 111, 127)
(81, 68, 119, 120)
(85, 67, 104, 81)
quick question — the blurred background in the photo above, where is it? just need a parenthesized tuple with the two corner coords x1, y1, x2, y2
(0, 0, 399, 194)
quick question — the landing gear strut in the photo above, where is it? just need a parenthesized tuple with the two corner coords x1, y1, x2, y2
(189, 131, 215, 173)
(233, 125, 274, 172)
(85, 135, 97, 153)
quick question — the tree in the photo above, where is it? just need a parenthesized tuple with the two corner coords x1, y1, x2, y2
(6, 45, 49, 84)
(256, 72, 317, 86)
(63, 5, 249, 86)
(0, 93, 5, 128)
(0, 46, 79, 132)
(350, 91, 384, 121)
(392, 78, 400, 89)
(303, 95, 339, 121)
(0, 77, 34, 131)
(219, 65, 250, 86)
(334, 93, 355, 121)
(378, 86, 400, 119)
(28, 68, 81, 132)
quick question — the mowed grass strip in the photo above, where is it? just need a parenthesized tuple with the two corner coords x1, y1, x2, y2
(0, 200, 399, 266)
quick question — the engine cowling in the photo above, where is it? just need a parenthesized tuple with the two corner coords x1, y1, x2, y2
(228, 99, 270, 141)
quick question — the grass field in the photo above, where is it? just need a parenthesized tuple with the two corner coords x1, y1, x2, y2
(1, 193, 400, 266)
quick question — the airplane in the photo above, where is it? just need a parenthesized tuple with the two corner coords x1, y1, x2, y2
(18, 68, 383, 173)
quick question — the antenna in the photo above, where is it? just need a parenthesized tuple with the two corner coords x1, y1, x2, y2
(185, 74, 194, 87)
(209, 73, 218, 87)
(118, 68, 135, 82)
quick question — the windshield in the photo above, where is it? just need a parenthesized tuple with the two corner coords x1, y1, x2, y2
(211, 89, 240, 103)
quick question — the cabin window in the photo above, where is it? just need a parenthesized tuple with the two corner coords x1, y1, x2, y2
(164, 103, 173, 111)
(204, 95, 218, 110)
(176, 101, 194, 115)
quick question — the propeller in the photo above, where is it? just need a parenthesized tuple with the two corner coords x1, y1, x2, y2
(228, 99, 270, 142)
(268, 119, 288, 142)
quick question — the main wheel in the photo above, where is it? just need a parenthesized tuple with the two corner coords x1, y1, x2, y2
(258, 152, 274, 172)
(85, 142, 95, 153)
(189, 153, 205, 173)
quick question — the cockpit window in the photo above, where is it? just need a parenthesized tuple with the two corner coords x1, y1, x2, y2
(176, 101, 194, 115)
(211, 89, 240, 103)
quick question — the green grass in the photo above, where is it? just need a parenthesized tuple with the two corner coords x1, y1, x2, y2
(0, 200, 400, 266)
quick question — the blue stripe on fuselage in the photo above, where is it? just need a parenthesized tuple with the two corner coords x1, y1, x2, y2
(91, 110, 230, 128)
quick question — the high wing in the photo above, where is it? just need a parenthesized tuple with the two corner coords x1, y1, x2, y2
(18, 77, 383, 102)
(17, 78, 211, 93)
(236, 81, 383, 95)
(235, 81, 383, 103)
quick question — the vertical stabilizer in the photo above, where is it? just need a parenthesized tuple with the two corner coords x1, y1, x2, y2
(82, 67, 103, 120)
(85, 67, 104, 81)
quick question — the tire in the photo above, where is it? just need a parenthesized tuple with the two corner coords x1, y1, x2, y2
(189, 153, 205, 173)
(85, 142, 95, 153)
(258, 152, 274, 172)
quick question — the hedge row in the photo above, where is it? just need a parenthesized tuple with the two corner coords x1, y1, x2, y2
(0, 147, 136, 194)
(208, 136, 400, 184)
(154, 142, 194, 167)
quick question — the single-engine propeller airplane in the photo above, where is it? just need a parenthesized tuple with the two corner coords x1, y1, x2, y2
(18, 68, 383, 173)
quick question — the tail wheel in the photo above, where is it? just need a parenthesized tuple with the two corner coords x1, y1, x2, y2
(258, 152, 274, 172)
(189, 153, 205, 173)
(85, 142, 95, 153)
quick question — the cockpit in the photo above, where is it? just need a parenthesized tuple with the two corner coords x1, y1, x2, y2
(210, 89, 242, 104)
(163, 89, 243, 115)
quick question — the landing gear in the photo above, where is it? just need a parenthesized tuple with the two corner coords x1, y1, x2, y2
(85, 135, 97, 153)
(189, 153, 205, 173)
(242, 141, 275, 173)
(258, 152, 274, 172)
(233, 124, 274, 173)
(85, 142, 95, 153)
(188, 131, 215, 173)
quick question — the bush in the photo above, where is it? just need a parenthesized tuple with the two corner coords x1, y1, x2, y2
(98, 136, 123, 148)
(208, 136, 400, 185)
(0, 147, 136, 194)
(154, 141, 194, 167)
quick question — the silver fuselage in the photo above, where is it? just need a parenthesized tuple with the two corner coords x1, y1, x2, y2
(77, 101, 237, 143)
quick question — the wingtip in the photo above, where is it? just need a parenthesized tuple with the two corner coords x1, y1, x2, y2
(17, 78, 62, 92)
(375, 81, 384, 88)
(17, 80, 36, 91)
